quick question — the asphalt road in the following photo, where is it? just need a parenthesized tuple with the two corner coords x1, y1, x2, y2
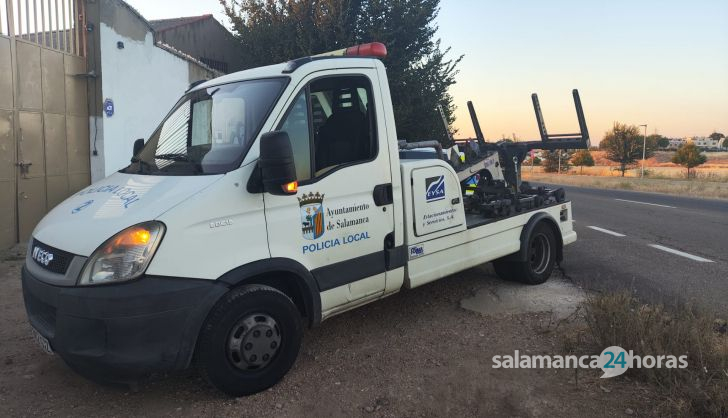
(536, 183, 728, 314)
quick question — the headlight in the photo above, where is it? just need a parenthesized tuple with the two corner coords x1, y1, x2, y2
(78, 222, 165, 286)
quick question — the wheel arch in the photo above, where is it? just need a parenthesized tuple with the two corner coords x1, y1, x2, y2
(216, 258, 322, 328)
(506, 212, 563, 263)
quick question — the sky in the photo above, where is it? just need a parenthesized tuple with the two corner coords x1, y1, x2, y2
(126, 0, 728, 143)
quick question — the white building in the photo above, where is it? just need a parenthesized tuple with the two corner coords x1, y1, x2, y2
(89, 0, 223, 182)
(1, 0, 226, 247)
(689, 136, 723, 151)
(666, 138, 686, 150)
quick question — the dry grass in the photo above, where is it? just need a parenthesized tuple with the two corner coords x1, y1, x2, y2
(531, 165, 728, 181)
(522, 172, 728, 200)
(575, 292, 728, 417)
(525, 150, 728, 182)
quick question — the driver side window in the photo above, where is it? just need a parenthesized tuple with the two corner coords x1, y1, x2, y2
(277, 75, 377, 183)
(279, 91, 312, 181)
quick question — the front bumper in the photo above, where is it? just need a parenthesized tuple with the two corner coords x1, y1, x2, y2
(21, 265, 227, 382)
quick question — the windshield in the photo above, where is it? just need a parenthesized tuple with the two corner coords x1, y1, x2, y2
(122, 77, 287, 176)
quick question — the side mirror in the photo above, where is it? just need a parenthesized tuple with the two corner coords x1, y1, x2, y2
(132, 138, 145, 157)
(259, 131, 297, 195)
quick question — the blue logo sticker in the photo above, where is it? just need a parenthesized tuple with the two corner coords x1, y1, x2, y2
(104, 98, 114, 117)
(409, 245, 424, 258)
(72, 200, 94, 214)
(425, 176, 446, 202)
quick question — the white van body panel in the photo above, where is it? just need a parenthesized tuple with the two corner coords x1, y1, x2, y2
(410, 165, 465, 236)
(400, 160, 575, 289)
(32, 172, 222, 256)
(400, 160, 467, 244)
(147, 162, 270, 279)
(263, 66, 394, 314)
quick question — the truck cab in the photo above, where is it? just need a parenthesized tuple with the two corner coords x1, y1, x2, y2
(22, 43, 581, 396)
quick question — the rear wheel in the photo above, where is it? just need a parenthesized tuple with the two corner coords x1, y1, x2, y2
(196, 284, 302, 397)
(492, 222, 557, 285)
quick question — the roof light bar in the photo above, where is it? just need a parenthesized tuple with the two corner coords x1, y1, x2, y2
(313, 42, 387, 59)
(345, 42, 387, 58)
(284, 42, 388, 73)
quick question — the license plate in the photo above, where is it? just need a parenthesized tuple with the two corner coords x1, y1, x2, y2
(31, 327, 53, 355)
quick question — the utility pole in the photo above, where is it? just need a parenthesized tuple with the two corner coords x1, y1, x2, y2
(558, 152, 561, 174)
(530, 150, 535, 173)
(639, 124, 648, 178)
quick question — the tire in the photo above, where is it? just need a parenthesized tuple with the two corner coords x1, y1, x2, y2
(492, 259, 517, 281)
(196, 284, 303, 397)
(493, 222, 557, 285)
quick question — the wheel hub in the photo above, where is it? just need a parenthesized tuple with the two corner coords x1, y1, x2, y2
(529, 233, 551, 275)
(227, 314, 281, 370)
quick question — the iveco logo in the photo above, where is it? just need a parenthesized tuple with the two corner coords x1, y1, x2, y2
(32, 247, 54, 266)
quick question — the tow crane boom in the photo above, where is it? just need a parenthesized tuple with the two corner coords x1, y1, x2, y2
(401, 90, 590, 218)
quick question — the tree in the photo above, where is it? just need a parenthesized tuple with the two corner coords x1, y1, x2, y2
(648, 134, 669, 149)
(571, 149, 595, 174)
(523, 155, 541, 166)
(672, 143, 707, 178)
(220, 0, 463, 145)
(542, 150, 572, 173)
(708, 132, 725, 142)
(599, 122, 656, 177)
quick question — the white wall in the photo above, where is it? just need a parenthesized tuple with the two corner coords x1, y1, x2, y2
(96, 23, 193, 180)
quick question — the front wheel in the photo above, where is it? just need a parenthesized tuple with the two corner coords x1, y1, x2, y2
(492, 222, 557, 285)
(196, 284, 303, 396)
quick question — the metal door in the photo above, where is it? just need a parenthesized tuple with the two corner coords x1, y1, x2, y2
(1, 0, 89, 246)
(17, 111, 46, 240)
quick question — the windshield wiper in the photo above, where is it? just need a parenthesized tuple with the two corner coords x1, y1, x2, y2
(154, 153, 192, 162)
(154, 153, 202, 174)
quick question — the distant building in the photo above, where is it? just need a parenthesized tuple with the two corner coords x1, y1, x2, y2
(150, 15, 244, 73)
(689, 136, 723, 151)
(666, 138, 686, 150)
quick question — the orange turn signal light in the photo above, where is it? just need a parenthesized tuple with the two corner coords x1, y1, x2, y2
(283, 181, 298, 194)
(113, 227, 151, 247)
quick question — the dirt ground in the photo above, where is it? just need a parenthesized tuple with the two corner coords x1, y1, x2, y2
(0, 246, 661, 417)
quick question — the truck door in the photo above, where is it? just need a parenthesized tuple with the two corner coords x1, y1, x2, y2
(262, 71, 395, 311)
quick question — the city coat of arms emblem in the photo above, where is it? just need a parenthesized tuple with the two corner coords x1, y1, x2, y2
(298, 192, 325, 240)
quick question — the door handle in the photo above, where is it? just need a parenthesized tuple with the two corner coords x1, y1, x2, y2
(451, 197, 460, 205)
(16, 161, 32, 178)
(373, 183, 393, 206)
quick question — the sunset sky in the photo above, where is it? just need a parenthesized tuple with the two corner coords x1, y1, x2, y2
(126, 0, 728, 144)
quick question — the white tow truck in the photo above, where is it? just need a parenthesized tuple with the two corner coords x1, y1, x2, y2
(22, 42, 589, 396)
